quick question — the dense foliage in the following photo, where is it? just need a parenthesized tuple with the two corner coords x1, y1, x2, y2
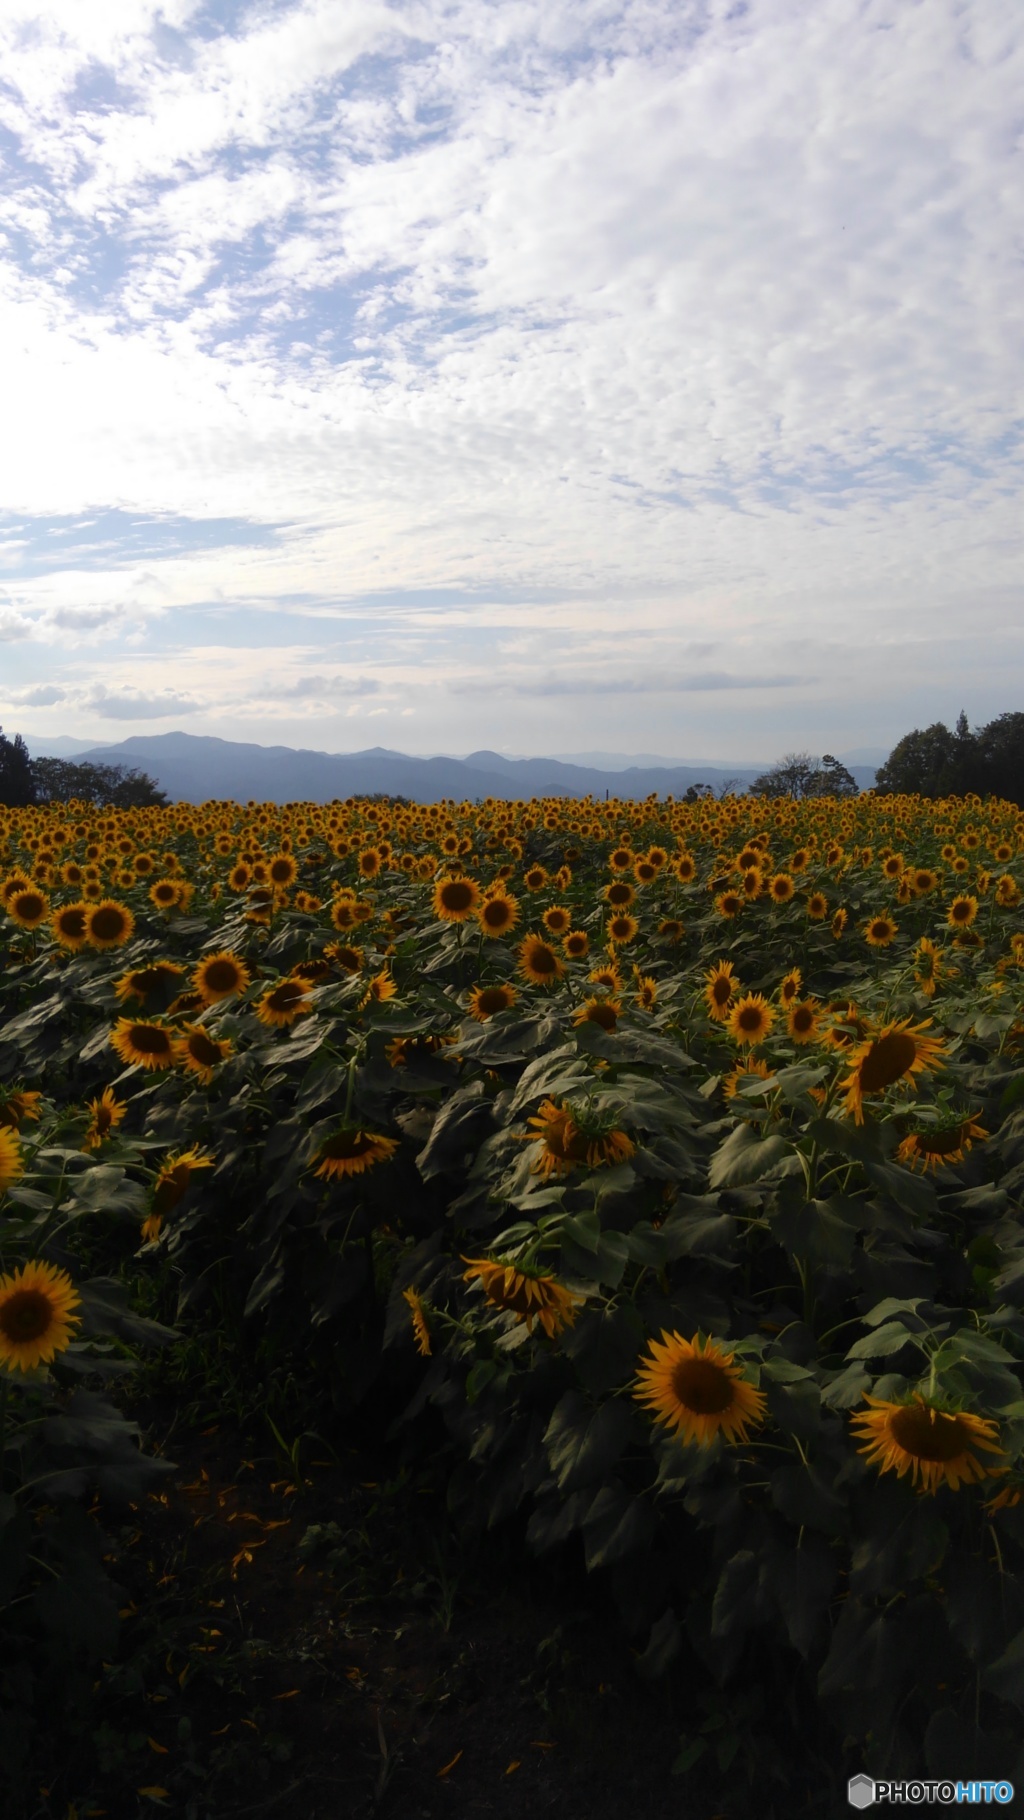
(877, 710, 1024, 804)
(30, 756, 169, 809)
(3, 784, 1024, 1798)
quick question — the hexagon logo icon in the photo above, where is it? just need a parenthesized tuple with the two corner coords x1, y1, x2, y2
(847, 1775, 875, 1809)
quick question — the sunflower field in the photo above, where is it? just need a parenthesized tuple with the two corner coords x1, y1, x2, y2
(4, 786, 1024, 1800)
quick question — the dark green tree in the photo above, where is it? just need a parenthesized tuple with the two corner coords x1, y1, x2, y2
(30, 757, 168, 808)
(748, 752, 858, 799)
(0, 727, 37, 806)
(874, 720, 973, 797)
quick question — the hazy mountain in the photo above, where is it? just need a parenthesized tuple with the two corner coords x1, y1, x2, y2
(23, 735, 101, 758)
(69, 731, 877, 805)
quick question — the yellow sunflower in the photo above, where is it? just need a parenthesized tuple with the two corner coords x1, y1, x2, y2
(51, 901, 89, 951)
(403, 1286, 432, 1356)
(603, 880, 635, 908)
(778, 968, 802, 1006)
(850, 1393, 1005, 1493)
(152, 1147, 215, 1216)
(0, 1126, 24, 1195)
(864, 913, 898, 948)
(704, 960, 738, 1022)
(913, 937, 947, 998)
(787, 999, 821, 1045)
(723, 1056, 774, 1099)
(633, 1331, 766, 1447)
(0, 1090, 41, 1130)
(148, 879, 181, 910)
(83, 1086, 127, 1150)
(573, 996, 620, 1032)
(588, 961, 622, 994)
(523, 1098, 633, 1176)
(324, 942, 364, 974)
(714, 891, 743, 919)
(542, 905, 572, 936)
(360, 969, 397, 1008)
(462, 1257, 583, 1339)
(728, 994, 775, 1047)
(634, 974, 658, 1011)
(606, 912, 639, 945)
(518, 934, 564, 986)
(805, 892, 829, 920)
(477, 890, 519, 938)
(313, 1128, 399, 1179)
(831, 908, 848, 938)
(110, 1019, 179, 1071)
(467, 982, 518, 1021)
(115, 961, 186, 1004)
(85, 898, 135, 950)
(563, 929, 590, 958)
(896, 1115, 987, 1173)
(434, 875, 482, 923)
(768, 873, 795, 905)
(947, 895, 979, 930)
(0, 1259, 81, 1372)
(256, 979, 314, 1028)
(840, 1017, 947, 1123)
(177, 1026, 233, 1084)
(657, 918, 684, 944)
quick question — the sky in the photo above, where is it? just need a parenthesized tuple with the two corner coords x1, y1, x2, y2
(0, 0, 1021, 763)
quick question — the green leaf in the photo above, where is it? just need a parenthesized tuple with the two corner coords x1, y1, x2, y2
(544, 1394, 637, 1493)
(708, 1122, 790, 1189)
(846, 1321, 918, 1360)
(581, 1482, 656, 1569)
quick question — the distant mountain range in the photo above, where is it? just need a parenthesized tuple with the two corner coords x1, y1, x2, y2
(26, 731, 880, 805)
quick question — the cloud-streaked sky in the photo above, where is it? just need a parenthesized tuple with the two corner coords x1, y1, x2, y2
(0, 0, 1021, 761)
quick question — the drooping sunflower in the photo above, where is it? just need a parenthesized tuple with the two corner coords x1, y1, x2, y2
(313, 1128, 399, 1179)
(787, 999, 822, 1045)
(723, 1056, 774, 1099)
(704, 960, 738, 1022)
(573, 996, 620, 1032)
(728, 994, 775, 1047)
(177, 1025, 233, 1084)
(523, 1098, 633, 1177)
(0, 1125, 24, 1196)
(634, 974, 658, 1011)
(913, 937, 946, 998)
(324, 942, 364, 974)
(360, 969, 397, 1008)
(256, 978, 314, 1027)
(152, 1147, 215, 1216)
(947, 894, 979, 930)
(7, 887, 49, 930)
(840, 1017, 947, 1123)
(995, 873, 1021, 908)
(850, 1393, 1005, 1493)
(864, 913, 898, 948)
(462, 1256, 583, 1339)
(831, 908, 848, 938)
(896, 1115, 987, 1174)
(110, 1019, 178, 1071)
(563, 928, 590, 958)
(778, 968, 802, 1007)
(0, 1089, 41, 1130)
(467, 982, 518, 1021)
(403, 1287, 432, 1356)
(634, 1331, 766, 1447)
(477, 890, 519, 938)
(0, 1259, 81, 1372)
(518, 934, 564, 986)
(85, 899, 135, 950)
(434, 875, 482, 923)
(50, 901, 89, 951)
(83, 1086, 127, 1150)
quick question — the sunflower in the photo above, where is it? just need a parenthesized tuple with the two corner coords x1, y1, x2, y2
(850, 1393, 1005, 1493)
(831, 908, 848, 938)
(462, 1257, 583, 1339)
(573, 996, 620, 1032)
(704, 960, 738, 1022)
(633, 1331, 766, 1447)
(325, 942, 364, 974)
(563, 929, 590, 958)
(634, 857, 658, 885)
(7, 887, 49, 929)
(360, 969, 397, 1008)
(83, 1086, 127, 1150)
(268, 853, 298, 887)
(714, 891, 743, 919)
(177, 1025, 233, 1084)
(806, 892, 829, 920)
(434, 875, 481, 923)
(588, 961, 622, 993)
(115, 961, 186, 1005)
(256, 979, 314, 1027)
(152, 1147, 215, 1216)
(477, 890, 519, 937)
(0, 1259, 81, 1372)
(864, 913, 898, 948)
(995, 874, 1021, 908)
(787, 999, 821, 1045)
(313, 1128, 399, 1179)
(147, 879, 180, 910)
(462, 982, 516, 1024)
(51, 901, 89, 951)
(290, 958, 334, 984)
(0, 1089, 41, 1130)
(947, 894, 979, 930)
(768, 873, 795, 905)
(728, 994, 775, 1047)
(741, 867, 763, 899)
(896, 1115, 987, 1173)
(657, 918, 684, 944)
(608, 848, 633, 874)
(0, 872, 33, 904)
(523, 866, 548, 892)
(542, 905, 572, 936)
(840, 1017, 947, 1123)
(913, 937, 946, 999)
(523, 1098, 633, 1177)
(110, 1019, 178, 1070)
(83, 898, 135, 950)
(403, 1287, 432, 1356)
(634, 974, 658, 1011)
(518, 934, 564, 986)
(0, 1126, 24, 1196)
(603, 880, 635, 908)
(723, 1056, 774, 1099)
(778, 968, 802, 1007)
(606, 912, 638, 945)
(674, 854, 697, 882)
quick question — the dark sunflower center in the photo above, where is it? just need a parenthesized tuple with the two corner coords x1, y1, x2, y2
(441, 881, 474, 912)
(858, 1031, 918, 1092)
(889, 1404, 972, 1462)
(269, 983, 307, 1009)
(529, 944, 558, 974)
(477, 987, 511, 1013)
(711, 978, 731, 1006)
(606, 883, 632, 905)
(188, 1033, 221, 1066)
(951, 901, 973, 922)
(0, 1289, 54, 1343)
(737, 1006, 766, 1033)
(132, 1026, 173, 1056)
(585, 1002, 618, 1030)
(91, 907, 127, 940)
(324, 1131, 373, 1160)
(58, 909, 87, 938)
(671, 1357, 735, 1415)
(16, 894, 46, 918)
(792, 1006, 815, 1032)
(482, 899, 511, 927)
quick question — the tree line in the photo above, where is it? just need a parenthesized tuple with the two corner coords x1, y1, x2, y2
(0, 729, 168, 808)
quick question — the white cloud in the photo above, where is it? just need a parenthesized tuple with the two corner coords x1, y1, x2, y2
(0, 0, 1019, 753)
